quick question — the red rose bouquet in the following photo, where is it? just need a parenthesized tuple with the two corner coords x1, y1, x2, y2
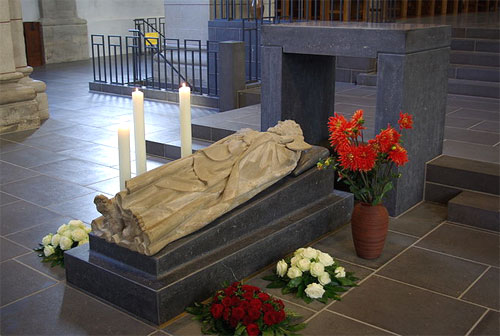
(318, 110, 413, 205)
(186, 282, 305, 335)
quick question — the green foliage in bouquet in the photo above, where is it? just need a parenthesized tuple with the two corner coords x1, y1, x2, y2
(263, 247, 358, 304)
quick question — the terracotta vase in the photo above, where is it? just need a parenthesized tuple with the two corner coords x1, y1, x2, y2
(351, 202, 389, 260)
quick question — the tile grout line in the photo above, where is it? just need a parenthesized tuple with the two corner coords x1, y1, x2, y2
(325, 309, 401, 336)
(445, 221, 500, 237)
(375, 274, 498, 312)
(11, 258, 61, 283)
(413, 245, 499, 269)
(466, 120, 487, 130)
(458, 266, 491, 299)
(0, 282, 60, 309)
(464, 309, 490, 336)
(334, 257, 377, 271)
(387, 229, 420, 239)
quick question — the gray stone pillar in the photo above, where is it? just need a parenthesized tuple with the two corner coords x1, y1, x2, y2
(0, 0, 48, 133)
(39, 0, 89, 63)
(217, 41, 246, 112)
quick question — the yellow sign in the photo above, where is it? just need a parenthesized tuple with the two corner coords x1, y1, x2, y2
(145, 32, 159, 46)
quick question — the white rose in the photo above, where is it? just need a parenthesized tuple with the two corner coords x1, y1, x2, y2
(78, 239, 89, 246)
(287, 266, 302, 279)
(59, 236, 73, 250)
(318, 273, 331, 286)
(294, 248, 305, 256)
(290, 255, 301, 267)
(301, 247, 319, 260)
(310, 262, 325, 277)
(57, 224, 68, 234)
(297, 258, 311, 272)
(62, 230, 73, 239)
(335, 266, 346, 278)
(51, 234, 61, 247)
(84, 225, 92, 234)
(71, 228, 88, 242)
(68, 220, 84, 230)
(318, 252, 334, 267)
(43, 245, 55, 257)
(304, 283, 325, 299)
(42, 234, 53, 246)
(276, 259, 288, 277)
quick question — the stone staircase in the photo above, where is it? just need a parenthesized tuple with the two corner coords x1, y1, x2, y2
(357, 27, 500, 98)
(425, 155, 500, 232)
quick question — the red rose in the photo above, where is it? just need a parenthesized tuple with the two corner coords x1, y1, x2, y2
(242, 315, 253, 326)
(247, 308, 261, 321)
(231, 307, 245, 321)
(210, 303, 224, 319)
(249, 299, 262, 310)
(229, 317, 239, 328)
(231, 296, 241, 306)
(246, 323, 260, 336)
(276, 310, 286, 323)
(231, 282, 240, 288)
(222, 297, 232, 307)
(243, 291, 254, 300)
(258, 292, 270, 301)
(274, 299, 285, 310)
(224, 287, 236, 296)
(238, 300, 249, 310)
(262, 303, 273, 312)
(223, 307, 231, 321)
(263, 311, 275, 326)
(242, 285, 259, 292)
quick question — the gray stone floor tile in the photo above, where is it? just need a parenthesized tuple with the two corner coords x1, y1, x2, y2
(59, 144, 120, 167)
(303, 311, 392, 336)
(0, 139, 30, 154)
(32, 159, 119, 186)
(447, 108, 500, 122)
(470, 311, 500, 336)
(445, 116, 483, 128)
(37, 118, 73, 133)
(5, 219, 73, 250)
(0, 283, 156, 335)
(0, 260, 57, 306)
(0, 129, 46, 142)
(16, 133, 96, 152)
(329, 275, 486, 335)
(47, 192, 109, 224)
(150, 331, 169, 336)
(0, 147, 69, 168)
(471, 120, 500, 133)
(0, 238, 30, 262)
(87, 177, 121, 196)
(0, 161, 39, 185)
(0, 200, 68, 235)
(378, 247, 487, 297)
(52, 124, 116, 143)
(66, 114, 133, 128)
(462, 268, 500, 310)
(444, 127, 500, 145)
(1, 175, 95, 207)
(0, 192, 19, 206)
(389, 202, 447, 237)
(416, 223, 500, 267)
(312, 225, 417, 269)
(15, 251, 66, 281)
(443, 140, 499, 163)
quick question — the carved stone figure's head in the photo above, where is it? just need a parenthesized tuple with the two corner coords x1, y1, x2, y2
(267, 120, 311, 151)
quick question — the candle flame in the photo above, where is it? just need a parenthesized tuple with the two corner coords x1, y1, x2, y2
(118, 124, 129, 131)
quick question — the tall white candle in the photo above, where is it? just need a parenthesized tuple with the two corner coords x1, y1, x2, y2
(179, 83, 192, 158)
(118, 125, 131, 191)
(132, 88, 147, 175)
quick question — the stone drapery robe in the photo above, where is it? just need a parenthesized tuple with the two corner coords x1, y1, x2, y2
(92, 120, 311, 256)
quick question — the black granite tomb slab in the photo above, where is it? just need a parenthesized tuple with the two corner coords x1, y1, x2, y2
(65, 168, 353, 325)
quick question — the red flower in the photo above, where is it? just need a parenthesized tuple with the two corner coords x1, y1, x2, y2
(351, 109, 365, 126)
(238, 300, 249, 310)
(276, 310, 286, 323)
(229, 317, 239, 328)
(398, 112, 413, 129)
(223, 307, 231, 321)
(231, 282, 240, 288)
(210, 303, 224, 319)
(242, 291, 254, 300)
(338, 144, 376, 172)
(249, 299, 262, 310)
(231, 307, 245, 321)
(274, 299, 285, 310)
(231, 296, 241, 306)
(327, 113, 351, 151)
(242, 285, 260, 292)
(247, 308, 261, 321)
(246, 323, 260, 336)
(242, 315, 253, 326)
(224, 286, 236, 297)
(263, 311, 276, 326)
(373, 126, 401, 153)
(388, 144, 409, 166)
(258, 292, 270, 301)
(262, 303, 273, 312)
(222, 297, 232, 307)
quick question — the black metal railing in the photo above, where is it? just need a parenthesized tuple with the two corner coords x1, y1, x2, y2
(90, 32, 218, 96)
(134, 17, 166, 36)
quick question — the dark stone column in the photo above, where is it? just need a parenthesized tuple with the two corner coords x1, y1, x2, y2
(376, 47, 450, 215)
(217, 41, 246, 112)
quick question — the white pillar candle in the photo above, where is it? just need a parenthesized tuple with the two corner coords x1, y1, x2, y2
(179, 83, 192, 158)
(132, 88, 147, 175)
(118, 125, 131, 191)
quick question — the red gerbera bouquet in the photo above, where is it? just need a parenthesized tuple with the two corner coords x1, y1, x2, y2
(318, 110, 413, 205)
(186, 282, 305, 336)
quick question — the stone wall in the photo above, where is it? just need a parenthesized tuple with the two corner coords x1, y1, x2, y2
(0, 0, 48, 133)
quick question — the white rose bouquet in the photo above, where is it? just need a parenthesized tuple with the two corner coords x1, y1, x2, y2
(263, 247, 358, 304)
(34, 220, 91, 267)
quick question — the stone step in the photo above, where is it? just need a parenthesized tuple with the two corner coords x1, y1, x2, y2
(448, 191, 500, 232)
(451, 38, 500, 53)
(146, 137, 213, 160)
(425, 155, 500, 204)
(449, 64, 500, 82)
(450, 51, 500, 67)
(452, 27, 500, 40)
(447, 78, 500, 99)
(65, 186, 353, 325)
(87, 168, 335, 276)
